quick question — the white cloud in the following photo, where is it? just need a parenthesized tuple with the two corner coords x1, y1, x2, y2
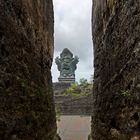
(51, 0, 93, 83)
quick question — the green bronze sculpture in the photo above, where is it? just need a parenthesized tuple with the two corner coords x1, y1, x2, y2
(55, 48, 79, 82)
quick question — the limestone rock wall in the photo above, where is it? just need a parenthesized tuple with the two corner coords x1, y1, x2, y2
(0, 0, 56, 139)
(92, 0, 140, 139)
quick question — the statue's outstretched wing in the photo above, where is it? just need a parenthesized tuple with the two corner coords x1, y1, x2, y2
(72, 56, 79, 71)
(55, 57, 61, 71)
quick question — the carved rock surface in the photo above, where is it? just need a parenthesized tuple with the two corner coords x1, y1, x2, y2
(0, 0, 56, 139)
(92, 0, 140, 139)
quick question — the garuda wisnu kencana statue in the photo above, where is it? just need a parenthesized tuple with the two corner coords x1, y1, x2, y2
(55, 48, 79, 82)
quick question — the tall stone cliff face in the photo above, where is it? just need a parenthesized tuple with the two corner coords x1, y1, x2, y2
(92, 0, 140, 140)
(0, 0, 56, 140)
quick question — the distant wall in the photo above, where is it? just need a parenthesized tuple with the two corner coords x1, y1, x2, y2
(53, 83, 93, 115)
(92, 0, 140, 139)
(0, 0, 56, 139)
(57, 95, 93, 116)
(53, 82, 71, 95)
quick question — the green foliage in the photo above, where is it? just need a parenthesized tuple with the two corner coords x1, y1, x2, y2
(64, 82, 78, 97)
(79, 78, 92, 96)
(79, 78, 89, 88)
(120, 90, 131, 97)
(64, 79, 92, 98)
(115, 89, 131, 98)
(81, 92, 89, 97)
(71, 81, 78, 87)
(71, 92, 79, 98)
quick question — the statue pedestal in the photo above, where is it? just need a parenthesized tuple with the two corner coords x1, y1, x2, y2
(58, 77, 75, 83)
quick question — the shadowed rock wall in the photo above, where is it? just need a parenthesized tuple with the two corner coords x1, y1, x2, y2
(0, 0, 57, 139)
(92, 0, 140, 139)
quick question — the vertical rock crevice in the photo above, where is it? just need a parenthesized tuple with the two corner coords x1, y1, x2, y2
(0, 0, 56, 140)
(92, 0, 140, 139)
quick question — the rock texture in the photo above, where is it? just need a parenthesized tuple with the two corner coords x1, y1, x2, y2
(0, 0, 56, 140)
(92, 0, 140, 140)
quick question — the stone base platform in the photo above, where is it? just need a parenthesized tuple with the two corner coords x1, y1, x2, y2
(53, 82, 71, 95)
(58, 77, 75, 83)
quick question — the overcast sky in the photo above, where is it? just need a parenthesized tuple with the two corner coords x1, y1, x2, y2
(51, 0, 93, 83)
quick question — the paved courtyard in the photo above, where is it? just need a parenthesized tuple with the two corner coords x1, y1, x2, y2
(57, 115, 91, 140)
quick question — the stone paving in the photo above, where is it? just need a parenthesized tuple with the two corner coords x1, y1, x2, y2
(57, 115, 91, 140)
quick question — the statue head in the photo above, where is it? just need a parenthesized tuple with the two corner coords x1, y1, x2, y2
(60, 48, 73, 58)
